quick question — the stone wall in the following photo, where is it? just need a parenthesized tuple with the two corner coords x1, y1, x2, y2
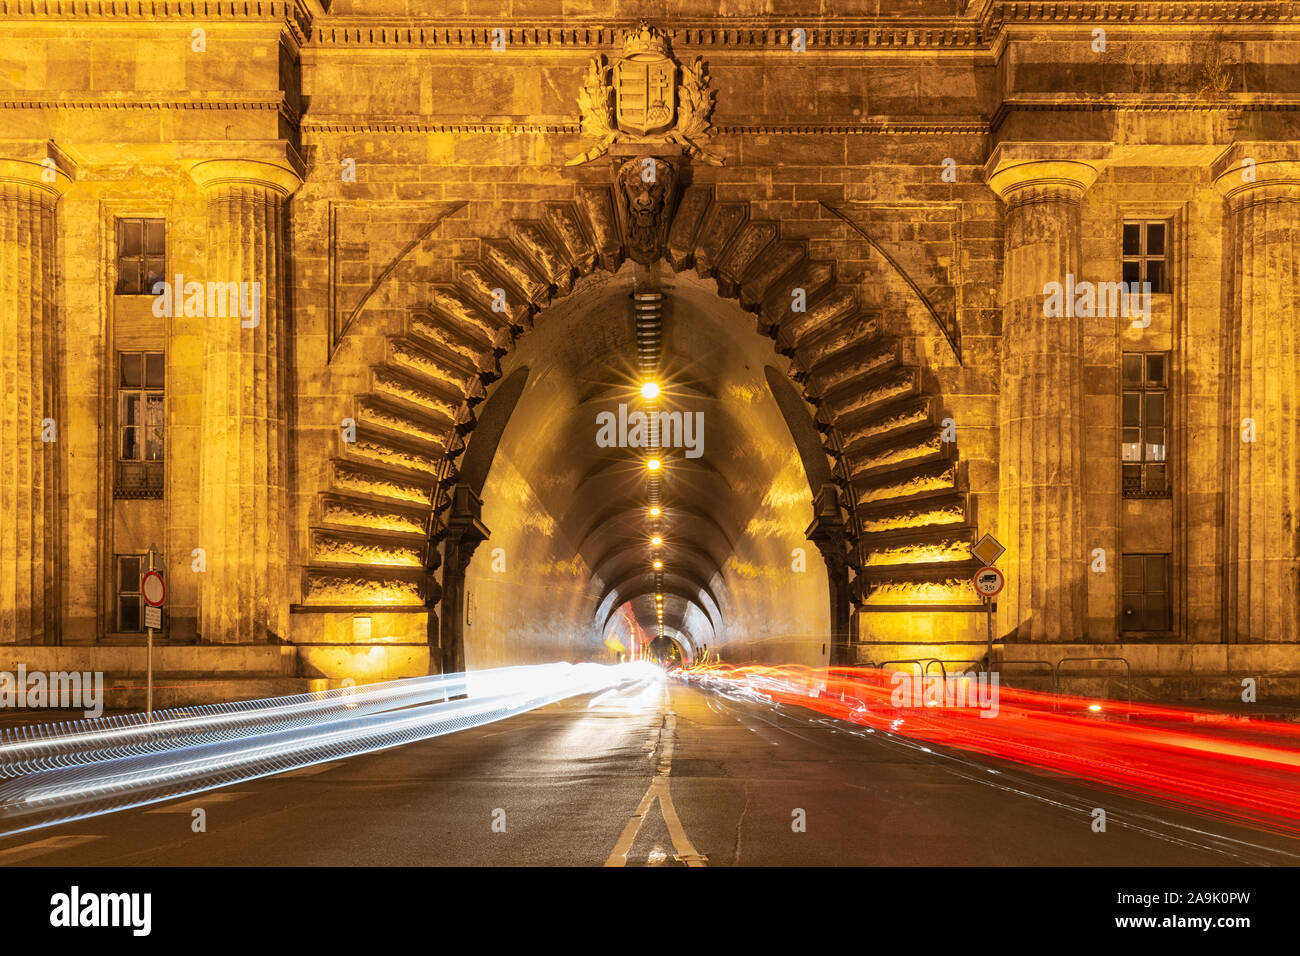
(0, 4, 1296, 690)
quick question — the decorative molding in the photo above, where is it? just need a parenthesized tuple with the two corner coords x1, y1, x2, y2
(307, 24, 986, 49)
(302, 120, 579, 134)
(715, 122, 988, 135)
(820, 201, 963, 364)
(298, 119, 986, 137)
(328, 200, 468, 361)
(0, 94, 302, 128)
(0, 0, 314, 40)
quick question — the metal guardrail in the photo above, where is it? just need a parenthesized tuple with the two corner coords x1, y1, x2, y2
(880, 659, 929, 678)
(921, 659, 949, 680)
(934, 658, 984, 678)
(1053, 656, 1133, 709)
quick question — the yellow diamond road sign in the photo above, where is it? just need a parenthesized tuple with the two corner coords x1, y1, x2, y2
(972, 533, 1005, 567)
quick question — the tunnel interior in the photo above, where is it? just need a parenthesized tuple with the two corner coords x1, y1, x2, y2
(461, 264, 832, 669)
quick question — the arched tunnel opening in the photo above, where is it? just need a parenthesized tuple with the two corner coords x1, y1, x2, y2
(458, 263, 833, 671)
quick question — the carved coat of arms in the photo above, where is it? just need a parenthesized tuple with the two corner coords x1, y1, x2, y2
(568, 21, 720, 166)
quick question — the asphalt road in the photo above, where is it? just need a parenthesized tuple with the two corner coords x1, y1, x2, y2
(2, 680, 1298, 866)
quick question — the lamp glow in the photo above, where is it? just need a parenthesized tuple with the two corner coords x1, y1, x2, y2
(640, 382, 660, 400)
(646, 458, 661, 471)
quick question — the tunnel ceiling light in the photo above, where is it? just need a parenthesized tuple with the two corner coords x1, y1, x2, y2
(653, 559, 663, 569)
(646, 457, 661, 472)
(640, 381, 660, 400)
(651, 536, 662, 546)
(649, 506, 661, 517)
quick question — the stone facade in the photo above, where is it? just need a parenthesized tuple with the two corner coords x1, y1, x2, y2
(0, 1, 1297, 693)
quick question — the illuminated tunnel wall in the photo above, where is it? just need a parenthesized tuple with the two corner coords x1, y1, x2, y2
(461, 265, 831, 669)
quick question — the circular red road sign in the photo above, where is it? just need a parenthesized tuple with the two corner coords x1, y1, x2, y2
(972, 566, 1005, 598)
(141, 570, 166, 607)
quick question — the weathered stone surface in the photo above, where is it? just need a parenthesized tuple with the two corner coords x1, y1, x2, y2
(1, 3, 1296, 676)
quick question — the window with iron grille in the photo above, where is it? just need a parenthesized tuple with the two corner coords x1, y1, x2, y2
(1121, 352, 1169, 498)
(115, 218, 166, 295)
(115, 352, 165, 499)
(1122, 553, 1171, 632)
(1121, 220, 1170, 294)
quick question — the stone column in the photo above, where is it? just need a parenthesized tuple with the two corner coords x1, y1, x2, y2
(436, 484, 490, 675)
(805, 483, 853, 664)
(986, 156, 1100, 642)
(1214, 153, 1300, 643)
(0, 158, 70, 644)
(189, 160, 301, 644)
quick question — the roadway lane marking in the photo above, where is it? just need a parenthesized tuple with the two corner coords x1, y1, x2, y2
(0, 834, 102, 864)
(605, 694, 706, 867)
(143, 791, 251, 814)
(275, 761, 345, 779)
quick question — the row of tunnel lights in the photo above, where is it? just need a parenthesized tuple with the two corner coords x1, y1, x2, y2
(642, 381, 666, 640)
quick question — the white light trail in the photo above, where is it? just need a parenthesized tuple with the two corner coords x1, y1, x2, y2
(0, 662, 660, 836)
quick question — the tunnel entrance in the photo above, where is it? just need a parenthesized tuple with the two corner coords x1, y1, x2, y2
(457, 264, 834, 670)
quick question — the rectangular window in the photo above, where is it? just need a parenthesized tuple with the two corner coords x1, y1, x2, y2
(1121, 351, 1169, 498)
(1122, 553, 1171, 632)
(115, 351, 165, 499)
(116, 554, 143, 632)
(1121, 220, 1170, 294)
(115, 218, 166, 295)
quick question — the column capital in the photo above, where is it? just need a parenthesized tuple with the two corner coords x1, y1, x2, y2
(0, 157, 74, 199)
(187, 158, 303, 198)
(983, 144, 1108, 204)
(1211, 145, 1300, 204)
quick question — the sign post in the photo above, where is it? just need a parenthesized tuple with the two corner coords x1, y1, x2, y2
(971, 534, 1006, 674)
(141, 549, 166, 721)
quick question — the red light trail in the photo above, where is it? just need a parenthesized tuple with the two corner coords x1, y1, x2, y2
(678, 663, 1300, 839)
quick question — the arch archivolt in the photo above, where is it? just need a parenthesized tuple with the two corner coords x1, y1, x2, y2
(299, 167, 981, 624)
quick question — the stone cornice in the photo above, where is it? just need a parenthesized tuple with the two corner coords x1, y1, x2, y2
(307, 23, 985, 50)
(4, 6, 1297, 52)
(980, 1, 1299, 29)
(0, 0, 314, 43)
(298, 118, 989, 137)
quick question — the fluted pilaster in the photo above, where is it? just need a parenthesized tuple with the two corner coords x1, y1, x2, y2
(1215, 157, 1300, 643)
(987, 158, 1099, 642)
(190, 159, 300, 643)
(0, 159, 69, 644)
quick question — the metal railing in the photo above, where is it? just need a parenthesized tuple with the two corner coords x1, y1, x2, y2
(932, 658, 984, 678)
(879, 659, 930, 678)
(1053, 656, 1133, 709)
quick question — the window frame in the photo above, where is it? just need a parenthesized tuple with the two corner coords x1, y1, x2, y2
(1121, 350, 1171, 499)
(114, 217, 167, 296)
(1121, 219, 1172, 294)
(114, 350, 166, 500)
(114, 553, 165, 634)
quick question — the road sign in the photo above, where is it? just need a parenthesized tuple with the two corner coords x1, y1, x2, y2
(141, 570, 166, 607)
(144, 605, 162, 629)
(971, 533, 1005, 567)
(973, 566, 1005, 597)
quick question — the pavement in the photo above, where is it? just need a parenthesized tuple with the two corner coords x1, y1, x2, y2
(2, 681, 1298, 866)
